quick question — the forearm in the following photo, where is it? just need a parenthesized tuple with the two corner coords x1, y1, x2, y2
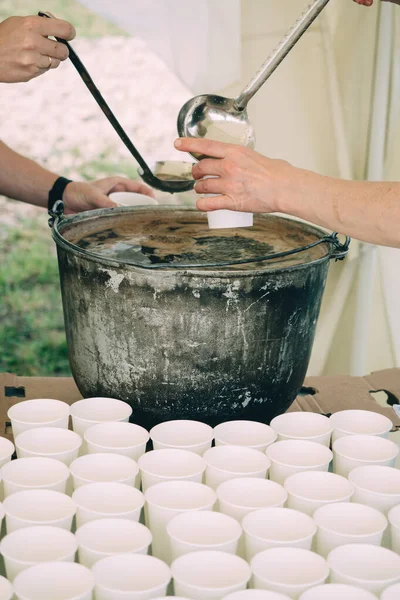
(279, 167, 400, 247)
(0, 140, 58, 208)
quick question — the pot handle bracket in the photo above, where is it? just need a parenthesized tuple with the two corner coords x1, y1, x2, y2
(48, 200, 65, 229)
(325, 233, 351, 261)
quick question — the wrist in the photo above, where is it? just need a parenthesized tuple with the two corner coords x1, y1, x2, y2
(48, 177, 73, 213)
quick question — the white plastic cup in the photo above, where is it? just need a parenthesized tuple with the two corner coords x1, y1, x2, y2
(76, 518, 152, 568)
(299, 584, 378, 600)
(349, 465, 400, 515)
(3, 489, 76, 532)
(388, 504, 400, 554)
(0, 525, 78, 581)
(0, 576, 13, 600)
(69, 452, 139, 489)
(332, 434, 399, 478)
(330, 410, 393, 443)
(251, 547, 329, 599)
(213, 421, 277, 452)
(150, 420, 213, 455)
(138, 449, 206, 492)
(171, 550, 251, 600)
(84, 421, 149, 460)
(8, 399, 70, 438)
(13, 562, 94, 600)
(313, 502, 387, 558)
(216, 477, 287, 522)
(203, 445, 270, 490)
(109, 191, 158, 206)
(327, 543, 400, 594)
(270, 412, 333, 447)
(242, 507, 316, 560)
(167, 510, 242, 560)
(15, 427, 82, 466)
(1, 456, 70, 497)
(92, 554, 171, 600)
(207, 210, 253, 230)
(72, 481, 144, 528)
(381, 583, 400, 600)
(223, 592, 292, 600)
(144, 480, 216, 564)
(70, 397, 132, 437)
(266, 440, 332, 485)
(284, 471, 354, 516)
(0, 438, 15, 468)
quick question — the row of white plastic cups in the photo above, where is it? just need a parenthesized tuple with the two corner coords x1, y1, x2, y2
(8, 398, 395, 448)
(6, 544, 400, 600)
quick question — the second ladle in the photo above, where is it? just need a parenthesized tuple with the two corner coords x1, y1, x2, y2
(38, 11, 194, 194)
(177, 0, 331, 160)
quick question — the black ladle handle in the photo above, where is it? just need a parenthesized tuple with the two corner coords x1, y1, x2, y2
(38, 11, 152, 177)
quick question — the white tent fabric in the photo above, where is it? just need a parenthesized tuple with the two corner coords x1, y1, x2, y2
(77, 0, 400, 377)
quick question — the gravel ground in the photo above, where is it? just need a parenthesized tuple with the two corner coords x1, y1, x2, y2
(0, 35, 193, 225)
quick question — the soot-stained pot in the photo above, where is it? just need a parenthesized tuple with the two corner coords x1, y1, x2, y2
(50, 205, 348, 429)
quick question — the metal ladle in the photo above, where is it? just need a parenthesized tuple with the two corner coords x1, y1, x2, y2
(177, 0, 331, 160)
(38, 12, 194, 193)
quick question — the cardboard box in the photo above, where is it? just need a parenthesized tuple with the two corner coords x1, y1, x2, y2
(1, 369, 399, 442)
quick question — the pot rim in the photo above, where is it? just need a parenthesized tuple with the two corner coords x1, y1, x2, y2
(52, 205, 333, 277)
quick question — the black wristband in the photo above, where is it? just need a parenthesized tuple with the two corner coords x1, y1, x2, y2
(48, 177, 73, 212)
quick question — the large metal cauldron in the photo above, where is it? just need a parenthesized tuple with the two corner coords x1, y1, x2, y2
(51, 205, 348, 429)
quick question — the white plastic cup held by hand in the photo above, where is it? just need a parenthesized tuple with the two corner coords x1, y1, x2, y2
(167, 510, 242, 560)
(69, 452, 139, 489)
(150, 420, 213, 455)
(144, 480, 216, 564)
(138, 448, 206, 492)
(313, 502, 387, 558)
(0, 576, 12, 600)
(216, 477, 287, 521)
(349, 465, 400, 515)
(299, 584, 378, 600)
(207, 210, 253, 230)
(328, 543, 400, 594)
(223, 592, 292, 600)
(0, 525, 77, 581)
(213, 421, 277, 451)
(270, 412, 333, 447)
(381, 583, 400, 600)
(72, 481, 144, 528)
(388, 504, 400, 554)
(284, 471, 354, 516)
(329, 409, 393, 443)
(15, 427, 82, 466)
(92, 554, 171, 600)
(8, 399, 70, 438)
(242, 507, 316, 560)
(266, 440, 332, 485)
(84, 421, 149, 460)
(332, 434, 399, 477)
(3, 489, 76, 532)
(203, 445, 270, 490)
(0, 438, 15, 468)
(70, 397, 132, 437)
(171, 550, 251, 600)
(251, 547, 329, 599)
(1, 456, 70, 497)
(76, 518, 152, 568)
(13, 561, 94, 600)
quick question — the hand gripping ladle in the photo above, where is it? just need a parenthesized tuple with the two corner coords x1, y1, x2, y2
(38, 11, 194, 193)
(177, 0, 331, 160)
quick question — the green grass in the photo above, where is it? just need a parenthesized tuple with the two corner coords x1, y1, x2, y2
(0, 218, 71, 376)
(0, 0, 126, 37)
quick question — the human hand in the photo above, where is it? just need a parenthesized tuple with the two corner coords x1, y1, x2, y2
(174, 137, 296, 214)
(0, 14, 75, 83)
(63, 176, 154, 214)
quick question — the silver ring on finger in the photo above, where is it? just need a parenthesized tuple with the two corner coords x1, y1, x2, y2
(47, 56, 52, 69)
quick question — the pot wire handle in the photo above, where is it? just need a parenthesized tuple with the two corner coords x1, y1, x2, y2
(48, 200, 65, 228)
